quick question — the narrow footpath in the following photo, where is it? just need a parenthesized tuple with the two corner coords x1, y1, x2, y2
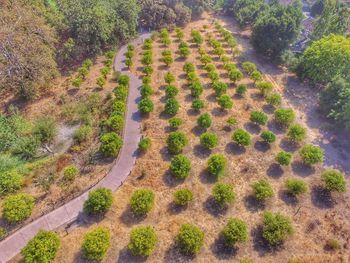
(0, 33, 151, 263)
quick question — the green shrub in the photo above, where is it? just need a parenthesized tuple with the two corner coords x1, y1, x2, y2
(3, 193, 34, 223)
(222, 218, 248, 246)
(82, 59, 93, 69)
(200, 54, 212, 65)
(262, 211, 293, 245)
(142, 54, 153, 65)
(250, 111, 268, 125)
(200, 132, 219, 149)
(176, 224, 204, 254)
(0, 170, 23, 196)
(190, 81, 203, 97)
(326, 239, 341, 250)
(100, 132, 123, 157)
(105, 50, 114, 59)
(205, 63, 216, 72)
(72, 77, 83, 88)
(287, 124, 307, 143)
(228, 69, 243, 83)
(274, 108, 295, 127)
(299, 144, 324, 165)
(192, 99, 205, 111)
(82, 227, 111, 261)
(242, 61, 257, 75)
(174, 189, 193, 206)
(321, 169, 346, 192)
(169, 117, 183, 129)
(217, 95, 233, 110)
(21, 230, 60, 263)
(208, 71, 220, 82)
(212, 183, 235, 207)
(142, 76, 151, 84)
(143, 66, 154, 75)
(236, 84, 247, 96)
(165, 85, 179, 98)
(266, 93, 282, 106)
(118, 75, 129, 86)
(232, 129, 251, 146)
(114, 85, 128, 100)
(191, 30, 203, 45)
(227, 117, 238, 126)
(84, 188, 113, 215)
(165, 98, 180, 115)
(260, 131, 276, 144)
(106, 115, 124, 133)
(126, 51, 134, 59)
(78, 66, 89, 79)
(167, 132, 188, 154)
(96, 76, 106, 88)
(183, 62, 195, 73)
(62, 165, 79, 183)
(276, 151, 292, 166)
(251, 70, 262, 82)
(162, 55, 173, 66)
(112, 101, 126, 116)
(0, 227, 6, 240)
(127, 44, 135, 52)
(207, 154, 227, 177)
(130, 189, 155, 215)
(138, 98, 154, 114)
(73, 125, 93, 144)
(197, 113, 212, 129)
(141, 84, 154, 97)
(223, 63, 236, 71)
(257, 81, 273, 96)
(100, 67, 110, 79)
(33, 117, 57, 143)
(128, 226, 157, 256)
(285, 179, 308, 196)
(138, 138, 151, 151)
(187, 72, 199, 82)
(170, 154, 191, 179)
(180, 47, 190, 57)
(251, 179, 274, 200)
(164, 72, 176, 84)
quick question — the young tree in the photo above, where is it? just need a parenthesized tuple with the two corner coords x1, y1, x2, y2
(165, 98, 180, 115)
(276, 151, 293, 166)
(100, 132, 123, 157)
(130, 189, 155, 215)
(260, 131, 276, 144)
(251, 179, 274, 200)
(250, 111, 268, 125)
(138, 138, 152, 151)
(174, 189, 193, 206)
(2, 193, 35, 224)
(176, 224, 204, 255)
(21, 230, 60, 263)
(299, 144, 324, 165)
(167, 132, 188, 154)
(192, 99, 205, 111)
(285, 179, 308, 196)
(200, 132, 219, 149)
(212, 82, 228, 97)
(197, 113, 212, 129)
(217, 95, 234, 110)
(222, 218, 248, 247)
(321, 169, 346, 192)
(82, 227, 111, 261)
(84, 188, 113, 215)
(287, 124, 307, 143)
(207, 154, 227, 177)
(170, 154, 191, 179)
(212, 183, 235, 208)
(128, 226, 157, 256)
(262, 211, 293, 245)
(274, 108, 295, 127)
(138, 98, 154, 113)
(232, 129, 251, 146)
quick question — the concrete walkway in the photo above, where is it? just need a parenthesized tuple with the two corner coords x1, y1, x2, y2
(0, 33, 151, 263)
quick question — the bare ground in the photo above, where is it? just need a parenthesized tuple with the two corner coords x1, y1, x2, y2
(11, 14, 350, 263)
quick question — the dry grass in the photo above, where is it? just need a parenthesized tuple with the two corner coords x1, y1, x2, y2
(11, 14, 350, 263)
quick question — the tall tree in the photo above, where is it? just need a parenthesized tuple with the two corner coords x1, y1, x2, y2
(312, 0, 350, 40)
(0, 1, 58, 99)
(251, 1, 303, 59)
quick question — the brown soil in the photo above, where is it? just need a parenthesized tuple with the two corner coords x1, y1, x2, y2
(12, 13, 350, 263)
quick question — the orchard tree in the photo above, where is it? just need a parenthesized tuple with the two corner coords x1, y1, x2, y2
(170, 154, 191, 179)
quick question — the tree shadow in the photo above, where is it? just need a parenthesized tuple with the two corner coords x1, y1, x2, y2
(279, 138, 299, 153)
(267, 120, 286, 135)
(311, 186, 334, 209)
(193, 144, 212, 159)
(184, 94, 194, 102)
(254, 141, 270, 153)
(211, 107, 227, 117)
(250, 92, 264, 102)
(162, 170, 185, 188)
(199, 169, 218, 185)
(291, 161, 315, 177)
(266, 163, 284, 179)
(160, 146, 172, 162)
(252, 226, 281, 256)
(262, 104, 275, 114)
(243, 195, 265, 213)
(210, 235, 238, 260)
(225, 142, 246, 155)
(164, 243, 195, 263)
(117, 247, 148, 263)
(120, 207, 147, 227)
(158, 64, 168, 71)
(203, 197, 229, 218)
(178, 73, 187, 80)
(278, 190, 298, 207)
(205, 93, 217, 102)
(191, 125, 206, 137)
(167, 201, 188, 215)
(187, 109, 200, 117)
(244, 122, 261, 135)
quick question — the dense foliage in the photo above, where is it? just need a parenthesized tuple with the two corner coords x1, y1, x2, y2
(212, 183, 235, 207)
(222, 218, 248, 246)
(2, 193, 35, 223)
(174, 188, 193, 206)
(262, 211, 293, 245)
(170, 154, 192, 179)
(128, 225, 157, 256)
(130, 189, 155, 215)
(21, 230, 60, 263)
(321, 169, 346, 192)
(176, 224, 204, 254)
(82, 227, 111, 261)
(84, 188, 113, 215)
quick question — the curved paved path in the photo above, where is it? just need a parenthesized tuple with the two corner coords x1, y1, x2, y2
(0, 33, 151, 263)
